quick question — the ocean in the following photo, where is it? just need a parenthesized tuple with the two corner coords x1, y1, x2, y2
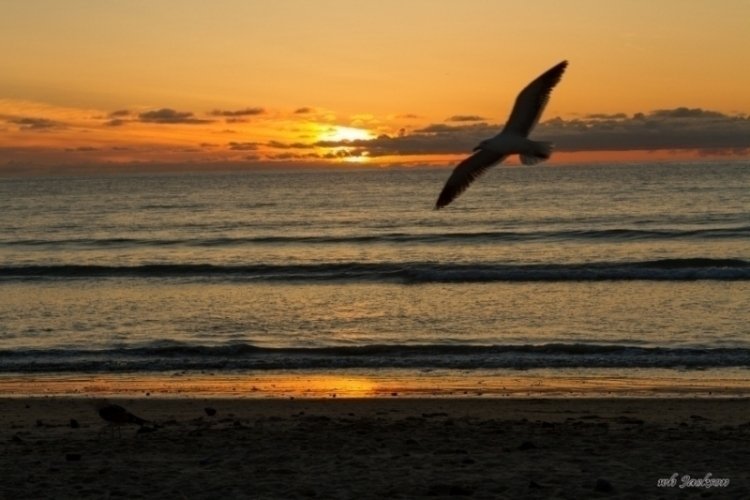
(1, 162, 748, 396)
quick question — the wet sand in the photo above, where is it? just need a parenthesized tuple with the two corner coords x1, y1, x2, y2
(2, 397, 749, 499)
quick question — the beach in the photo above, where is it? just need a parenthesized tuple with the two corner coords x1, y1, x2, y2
(2, 397, 748, 499)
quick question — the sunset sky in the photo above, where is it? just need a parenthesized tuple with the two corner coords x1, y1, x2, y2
(2, 0, 749, 174)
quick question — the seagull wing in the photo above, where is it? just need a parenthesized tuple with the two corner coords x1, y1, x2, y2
(435, 149, 507, 209)
(502, 60, 568, 137)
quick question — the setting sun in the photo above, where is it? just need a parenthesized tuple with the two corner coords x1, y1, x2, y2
(321, 126, 375, 143)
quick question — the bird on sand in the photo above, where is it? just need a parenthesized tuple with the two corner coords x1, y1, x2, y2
(97, 403, 147, 437)
(435, 60, 568, 209)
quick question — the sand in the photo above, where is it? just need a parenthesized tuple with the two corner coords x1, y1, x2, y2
(1, 397, 748, 499)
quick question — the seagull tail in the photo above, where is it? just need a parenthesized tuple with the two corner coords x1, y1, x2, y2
(520, 141, 553, 166)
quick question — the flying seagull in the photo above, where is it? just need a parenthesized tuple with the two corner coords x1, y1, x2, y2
(435, 60, 568, 209)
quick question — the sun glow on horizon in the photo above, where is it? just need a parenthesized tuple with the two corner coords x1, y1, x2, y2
(320, 126, 374, 143)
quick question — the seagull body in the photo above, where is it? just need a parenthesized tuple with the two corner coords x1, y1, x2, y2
(475, 134, 552, 165)
(435, 60, 568, 209)
(98, 403, 147, 437)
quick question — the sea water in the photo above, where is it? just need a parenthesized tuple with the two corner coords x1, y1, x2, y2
(1, 162, 748, 394)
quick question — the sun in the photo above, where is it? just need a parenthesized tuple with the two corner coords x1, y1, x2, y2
(321, 126, 374, 142)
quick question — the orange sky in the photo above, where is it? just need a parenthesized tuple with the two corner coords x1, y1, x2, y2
(1, 1, 749, 173)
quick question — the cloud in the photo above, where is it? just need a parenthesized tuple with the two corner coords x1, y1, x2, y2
(263, 149, 363, 160)
(294, 107, 313, 114)
(322, 149, 363, 159)
(228, 141, 260, 151)
(413, 123, 495, 135)
(445, 115, 487, 122)
(8, 116, 64, 131)
(314, 132, 481, 157)
(266, 152, 318, 160)
(585, 113, 628, 120)
(310, 107, 750, 157)
(267, 140, 315, 149)
(99, 110, 132, 126)
(536, 108, 750, 152)
(650, 107, 725, 119)
(210, 107, 265, 117)
(65, 146, 98, 152)
(138, 108, 212, 124)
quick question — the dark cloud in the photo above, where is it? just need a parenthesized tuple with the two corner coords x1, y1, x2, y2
(310, 108, 750, 157)
(228, 141, 260, 151)
(210, 107, 265, 117)
(413, 123, 494, 135)
(322, 149, 363, 159)
(396, 113, 421, 119)
(225, 118, 247, 124)
(65, 146, 98, 152)
(585, 113, 628, 120)
(266, 152, 318, 160)
(650, 107, 725, 119)
(314, 132, 481, 157)
(8, 117, 63, 131)
(138, 108, 212, 124)
(536, 108, 750, 152)
(102, 110, 131, 126)
(263, 150, 362, 160)
(294, 107, 313, 114)
(267, 140, 315, 149)
(445, 115, 486, 122)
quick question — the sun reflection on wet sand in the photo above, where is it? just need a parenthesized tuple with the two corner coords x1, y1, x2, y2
(2, 369, 749, 398)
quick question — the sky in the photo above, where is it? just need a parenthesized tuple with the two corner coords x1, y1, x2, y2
(1, 0, 749, 174)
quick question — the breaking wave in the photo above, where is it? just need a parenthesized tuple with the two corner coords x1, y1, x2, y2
(2, 258, 748, 282)
(2, 342, 750, 373)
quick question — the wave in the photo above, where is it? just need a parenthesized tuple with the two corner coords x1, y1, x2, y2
(2, 342, 750, 373)
(2, 226, 749, 247)
(1, 258, 748, 282)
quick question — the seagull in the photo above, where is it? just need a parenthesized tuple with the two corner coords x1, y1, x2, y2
(435, 60, 568, 209)
(97, 403, 147, 437)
